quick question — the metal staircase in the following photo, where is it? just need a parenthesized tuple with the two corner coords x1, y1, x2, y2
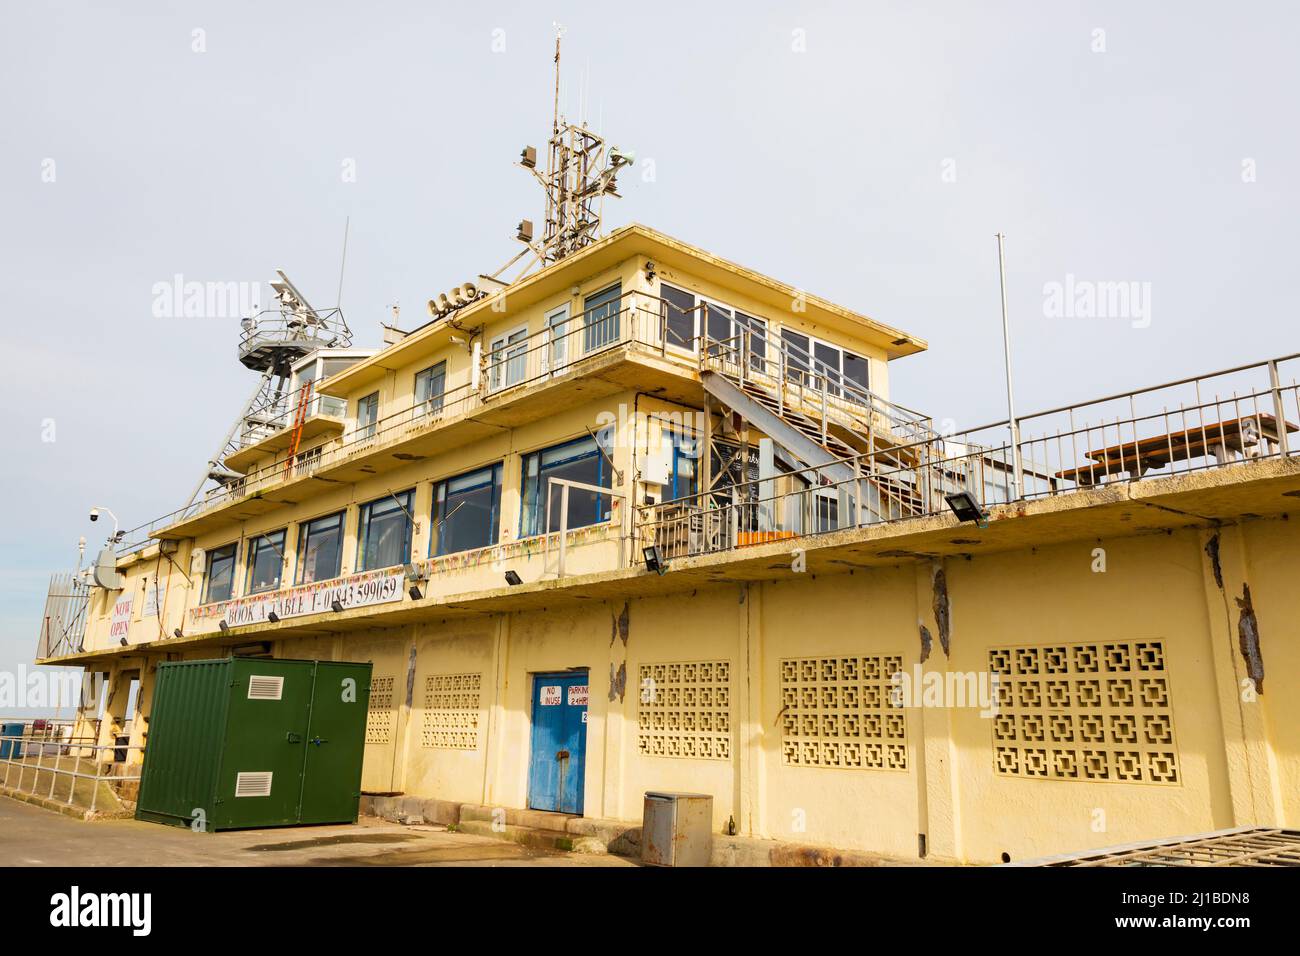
(699, 330, 943, 522)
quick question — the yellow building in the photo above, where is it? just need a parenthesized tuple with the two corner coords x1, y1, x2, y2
(31, 221, 1300, 865)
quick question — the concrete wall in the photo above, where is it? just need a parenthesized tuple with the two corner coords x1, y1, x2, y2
(85, 513, 1291, 864)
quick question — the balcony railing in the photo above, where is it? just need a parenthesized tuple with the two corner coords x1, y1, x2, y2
(115, 290, 679, 553)
(636, 351, 1300, 559)
(236, 392, 349, 449)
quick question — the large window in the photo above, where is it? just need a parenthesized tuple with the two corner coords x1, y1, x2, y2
(246, 529, 286, 594)
(414, 362, 447, 417)
(521, 434, 614, 538)
(296, 511, 344, 584)
(357, 490, 414, 571)
(489, 325, 528, 391)
(582, 283, 622, 353)
(661, 284, 696, 349)
(204, 542, 238, 604)
(661, 285, 764, 370)
(781, 329, 812, 385)
(357, 391, 380, 438)
(811, 339, 870, 400)
(432, 463, 503, 556)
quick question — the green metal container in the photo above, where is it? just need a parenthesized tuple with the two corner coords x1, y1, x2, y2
(136, 657, 372, 832)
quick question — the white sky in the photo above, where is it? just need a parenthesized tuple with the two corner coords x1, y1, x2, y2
(2, 1, 1297, 699)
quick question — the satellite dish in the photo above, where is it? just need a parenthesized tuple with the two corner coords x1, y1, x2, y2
(92, 546, 123, 590)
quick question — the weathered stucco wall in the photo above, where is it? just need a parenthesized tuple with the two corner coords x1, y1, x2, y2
(86, 512, 1292, 864)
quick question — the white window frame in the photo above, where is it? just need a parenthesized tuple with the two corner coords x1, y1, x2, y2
(488, 323, 530, 392)
(542, 304, 570, 376)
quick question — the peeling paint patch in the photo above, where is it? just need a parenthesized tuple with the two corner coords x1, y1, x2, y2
(1205, 533, 1223, 590)
(608, 661, 627, 703)
(1235, 584, 1265, 695)
(931, 564, 951, 657)
(405, 646, 418, 708)
(610, 602, 630, 647)
(918, 624, 933, 664)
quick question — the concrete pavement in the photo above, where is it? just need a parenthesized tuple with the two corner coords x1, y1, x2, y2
(0, 797, 638, 867)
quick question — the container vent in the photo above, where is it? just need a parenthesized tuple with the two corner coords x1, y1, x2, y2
(247, 675, 284, 701)
(234, 771, 273, 798)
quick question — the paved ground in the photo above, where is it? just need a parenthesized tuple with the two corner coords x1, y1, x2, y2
(0, 797, 638, 867)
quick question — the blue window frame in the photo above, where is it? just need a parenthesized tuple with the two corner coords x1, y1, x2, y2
(245, 528, 286, 594)
(356, 490, 413, 571)
(204, 542, 238, 604)
(432, 463, 503, 557)
(582, 283, 622, 353)
(296, 510, 345, 584)
(520, 434, 613, 538)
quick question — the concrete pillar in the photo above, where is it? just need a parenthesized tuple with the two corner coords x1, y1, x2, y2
(738, 582, 765, 837)
(913, 560, 961, 862)
(1197, 525, 1283, 825)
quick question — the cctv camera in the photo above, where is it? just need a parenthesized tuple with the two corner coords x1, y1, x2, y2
(89, 508, 100, 522)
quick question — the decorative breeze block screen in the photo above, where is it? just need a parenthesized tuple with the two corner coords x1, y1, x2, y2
(422, 673, 482, 750)
(990, 641, 1180, 785)
(779, 656, 907, 770)
(637, 660, 732, 760)
(365, 676, 395, 745)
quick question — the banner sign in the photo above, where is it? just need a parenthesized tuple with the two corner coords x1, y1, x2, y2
(109, 594, 134, 642)
(188, 566, 404, 631)
(143, 577, 167, 618)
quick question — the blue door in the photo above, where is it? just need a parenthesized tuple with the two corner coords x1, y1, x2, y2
(527, 671, 589, 814)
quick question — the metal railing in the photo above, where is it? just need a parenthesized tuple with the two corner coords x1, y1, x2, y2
(37, 573, 90, 658)
(637, 351, 1300, 559)
(237, 392, 349, 449)
(113, 290, 675, 553)
(700, 317, 936, 448)
(0, 721, 139, 815)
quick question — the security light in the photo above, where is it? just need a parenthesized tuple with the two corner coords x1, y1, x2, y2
(218, 620, 230, 633)
(267, 611, 280, 624)
(408, 585, 423, 601)
(944, 492, 988, 528)
(118, 637, 128, 646)
(504, 570, 523, 586)
(643, 545, 668, 575)
(172, 628, 183, 639)
(331, 599, 345, 613)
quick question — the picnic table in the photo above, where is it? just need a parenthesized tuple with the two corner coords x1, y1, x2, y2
(1056, 413, 1298, 486)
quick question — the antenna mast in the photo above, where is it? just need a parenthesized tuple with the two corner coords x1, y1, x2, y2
(501, 24, 634, 278)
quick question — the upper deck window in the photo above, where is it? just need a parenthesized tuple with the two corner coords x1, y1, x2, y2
(357, 490, 413, 571)
(662, 284, 695, 349)
(246, 529, 286, 594)
(357, 391, 380, 438)
(204, 542, 238, 604)
(432, 463, 503, 557)
(415, 361, 447, 417)
(296, 511, 344, 585)
(521, 433, 614, 538)
(583, 283, 622, 353)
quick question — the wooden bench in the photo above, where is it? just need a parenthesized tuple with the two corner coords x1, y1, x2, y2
(1056, 414, 1297, 486)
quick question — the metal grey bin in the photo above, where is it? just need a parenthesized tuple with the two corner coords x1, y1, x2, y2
(641, 792, 713, 867)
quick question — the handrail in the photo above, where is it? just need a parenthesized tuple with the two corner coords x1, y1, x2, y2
(636, 352, 1300, 560)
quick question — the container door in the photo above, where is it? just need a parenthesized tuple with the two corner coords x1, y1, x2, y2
(215, 659, 315, 830)
(526, 671, 588, 815)
(298, 661, 373, 825)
